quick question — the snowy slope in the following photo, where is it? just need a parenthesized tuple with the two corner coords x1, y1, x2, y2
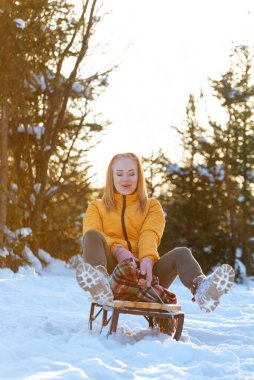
(0, 262, 254, 380)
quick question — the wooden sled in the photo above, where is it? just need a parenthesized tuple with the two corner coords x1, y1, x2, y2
(89, 300, 185, 341)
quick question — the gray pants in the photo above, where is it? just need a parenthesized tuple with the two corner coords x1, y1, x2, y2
(82, 230, 204, 289)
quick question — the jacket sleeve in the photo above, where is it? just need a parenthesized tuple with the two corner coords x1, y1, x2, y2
(138, 199, 165, 262)
(83, 200, 127, 252)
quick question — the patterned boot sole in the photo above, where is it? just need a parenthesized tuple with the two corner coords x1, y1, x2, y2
(76, 262, 114, 305)
(198, 264, 235, 313)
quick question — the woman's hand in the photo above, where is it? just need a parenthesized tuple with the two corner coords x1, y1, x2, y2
(112, 245, 137, 268)
(140, 257, 154, 287)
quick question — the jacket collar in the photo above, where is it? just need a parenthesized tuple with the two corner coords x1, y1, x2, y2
(114, 192, 138, 204)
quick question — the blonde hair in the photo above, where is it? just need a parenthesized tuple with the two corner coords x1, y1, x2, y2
(102, 152, 148, 212)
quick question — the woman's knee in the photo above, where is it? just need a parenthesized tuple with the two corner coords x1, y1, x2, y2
(172, 247, 192, 257)
(176, 247, 192, 254)
(83, 229, 103, 243)
(82, 230, 106, 262)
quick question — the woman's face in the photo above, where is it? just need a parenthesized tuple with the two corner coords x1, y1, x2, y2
(112, 157, 138, 195)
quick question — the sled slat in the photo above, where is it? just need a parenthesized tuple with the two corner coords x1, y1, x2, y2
(89, 302, 185, 341)
(105, 300, 181, 313)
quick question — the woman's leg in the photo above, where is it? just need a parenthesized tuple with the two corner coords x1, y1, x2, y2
(82, 229, 117, 274)
(153, 247, 235, 313)
(77, 230, 116, 304)
(153, 247, 204, 289)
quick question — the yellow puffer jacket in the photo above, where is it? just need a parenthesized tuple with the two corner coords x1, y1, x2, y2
(83, 192, 165, 262)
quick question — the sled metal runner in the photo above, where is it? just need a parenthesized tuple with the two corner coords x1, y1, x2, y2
(89, 301, 185, 341)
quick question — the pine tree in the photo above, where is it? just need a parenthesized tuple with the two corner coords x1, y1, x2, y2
(163, 46, 254, 274)
(0, 0, 114, 266)
(143, 149, 170, 198)
(209, 45, 254, 274)
(160, 96, 224, 270)
(0, 1, 33, 248)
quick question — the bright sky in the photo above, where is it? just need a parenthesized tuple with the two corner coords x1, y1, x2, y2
(83, 0, 254, 186)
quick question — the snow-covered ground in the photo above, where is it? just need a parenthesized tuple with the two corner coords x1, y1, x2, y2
(1, 261, 254, 380)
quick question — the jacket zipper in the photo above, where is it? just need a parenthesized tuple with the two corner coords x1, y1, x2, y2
(121, 195, 132, 252)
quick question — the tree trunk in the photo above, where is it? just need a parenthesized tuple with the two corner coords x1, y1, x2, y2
(224, 119, 237, 268)
(241, 105, 252, 275)
(0, 99, 8, 248)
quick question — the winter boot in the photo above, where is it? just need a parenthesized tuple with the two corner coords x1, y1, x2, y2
(192, 264, 235, 313)
(76, 262, 114, 305)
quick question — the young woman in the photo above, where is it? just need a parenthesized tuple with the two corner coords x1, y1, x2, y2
(76, 153, 235, 312)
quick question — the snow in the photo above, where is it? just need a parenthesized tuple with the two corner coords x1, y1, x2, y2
(14, 18, 26, 29)
(198, 134, 208, 143)
(215, 164, 225, 181)
(10, 183, 18, 191)
(23, 246, 43, 274)
(85, 86, 92, 99)
(0, 261, 254, 380)
(196, 166, 214, 181)
(235, 259, 247, 277)
(167, 163, 182, 174)
(166, 164, 225, 182)
(0, 247, 9, 258)
(46, 186, 59, 196)
(228, 88, 241, 99)
(30, 193, 36, 205)
(100, 76, 109, 86)
(247, 171, 254, 181)
(14, 227, 32, 238)
(203, 246, 212, 254)
(32, 74, 47, 92)
(42, 213, 47, 221)
(17, 124, 45, 140)
(38, 248, 54, 264)
(34, 183, 41, 194)
(238, 195, 245, 202)
(72, 82, 85, 93)
(236, 247, 242, 258)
